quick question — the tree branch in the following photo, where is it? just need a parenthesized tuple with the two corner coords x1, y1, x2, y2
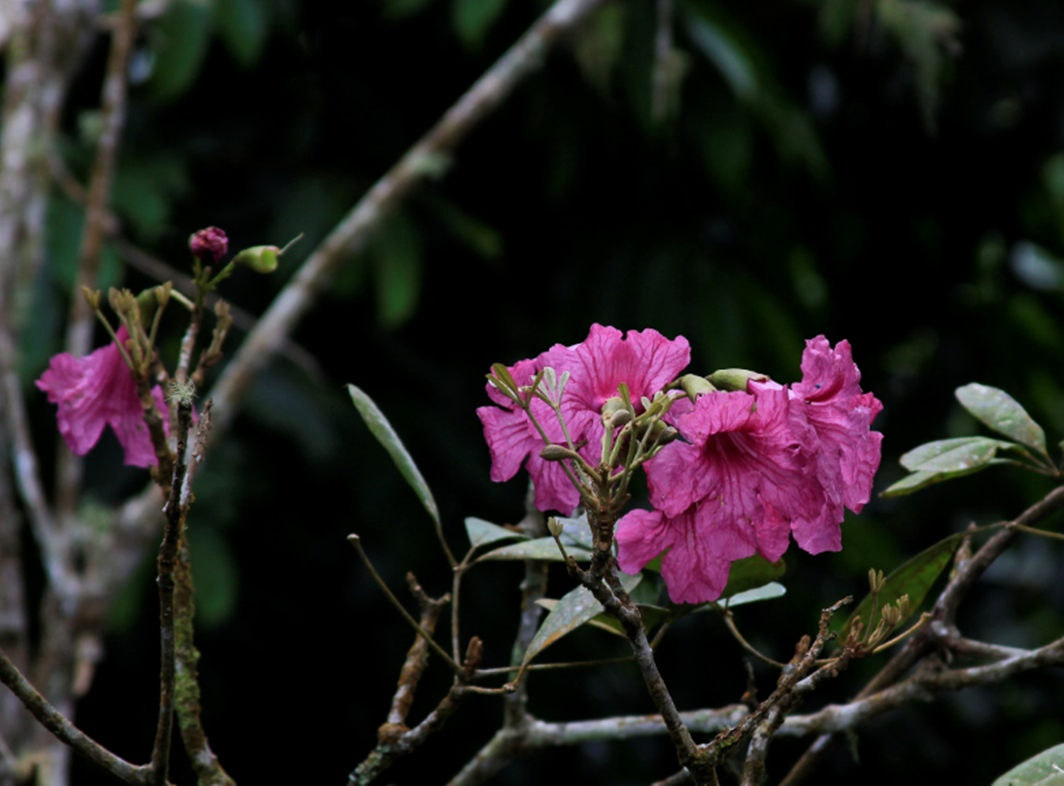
(0, 649, 155, 785)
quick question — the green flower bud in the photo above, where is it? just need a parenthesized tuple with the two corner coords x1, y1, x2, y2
(232, 244, 281, 274)
(540, 444, 578, 462)
(678, 373, 716, 402)
(607, 408, 633, 429)
(706, 368, 770, 392)
(231, 233, 303, 275)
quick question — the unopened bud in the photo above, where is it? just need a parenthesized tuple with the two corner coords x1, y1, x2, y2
(189, 226, 229, 263)
(231, 232, 303, 275)
(607, 408, 633, 429)
(678, 374, 716, 401)
(641, 419, 679, 446)
(231, 245, 280, 274)
(540, 444, 576, 462)
(81, 287, 101, 311)
(547, 517, 564, 538)
(707, 368, 771, 392)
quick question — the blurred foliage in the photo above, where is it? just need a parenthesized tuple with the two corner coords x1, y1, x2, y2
(21, 0, 1064, 783)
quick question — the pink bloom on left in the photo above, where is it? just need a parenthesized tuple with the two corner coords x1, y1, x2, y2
(36, 327, 167, 468)
(477, 325, 691, 515)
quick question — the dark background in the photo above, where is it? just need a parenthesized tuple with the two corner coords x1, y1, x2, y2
(22, 0, 1064, 783)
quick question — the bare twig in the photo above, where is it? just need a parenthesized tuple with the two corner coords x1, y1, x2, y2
(352, 639, 481, 785)
(779, 484, 1064, 786)
(348, 535, 463, 675)
(0, 649, 155, 785)
(387, 574, 450, 729)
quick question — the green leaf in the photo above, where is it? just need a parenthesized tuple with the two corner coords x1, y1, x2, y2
(464, 517, 527, 549)
(453, 0, 508, 50)
(552, 514, 595, 551)
(900, 436, 1020, 473)
(523, 572, 642, 664)
(580, 603, 670, 639)
(476, 537, 592, 563)
(991, 743, 1064, 786)
(838, 533, 964, 642)
(724, 581, 786, 607)
(880, 468, 989, 497)
(956, 383, 1048, 455)
(369, 213, 422, 329)
(187, 526, 238, 629)
(216, 0, 269, 67)
(347, 384, 440, 529)
(881, 435, 1029, 497)
(150, 0, 213, 102)
(682, 0, 759, 100)
(719, 554, 786, 600)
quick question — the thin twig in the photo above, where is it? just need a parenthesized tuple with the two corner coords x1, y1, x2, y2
(348, 535, 462, 674)
(779, 485, 1064, 786)
(387, 574, 450, 728)
(0, 648, 154, 785)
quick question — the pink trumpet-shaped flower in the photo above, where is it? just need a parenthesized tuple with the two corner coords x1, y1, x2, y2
(36, 327, 167, 468)
(617, 336, 882, 604)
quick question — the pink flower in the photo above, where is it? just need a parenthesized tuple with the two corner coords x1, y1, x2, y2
(617, 336, 882, 604)
(477, 354, 580, 514)
(789, 336, 883, 516)
(477, 325, 691, 514)
(36, 327, 167, 468)
(544, 324, 691, 456)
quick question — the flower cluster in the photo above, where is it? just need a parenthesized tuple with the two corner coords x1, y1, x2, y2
(617, 338, 882, 603)
(477, 324, 690, 514)
(479, 329, 882, 605)
(36, 327, 167, 468)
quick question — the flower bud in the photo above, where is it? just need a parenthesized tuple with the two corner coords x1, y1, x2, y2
(540, 445, 572, 461)
(189, 227, 229, 263)
(232, 244, 281, 274)
(601, 396, 629, 426)
(231, 232, 303, 275)
(607, 408, 633, 430)
(81, 287, 101, 311)
(678, 373, 716, 402)
(706, 368, 771, 392)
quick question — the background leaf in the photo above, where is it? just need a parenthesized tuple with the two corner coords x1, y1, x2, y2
(956, 383, 1048, 455)
(348, 384, 440, 527)
(476, 537, 592, 562)
(990, 743, 1064, 786)
(523, 572, 642, 664)
(838, 533, 964, 642)
(464, 517, 527, 548)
